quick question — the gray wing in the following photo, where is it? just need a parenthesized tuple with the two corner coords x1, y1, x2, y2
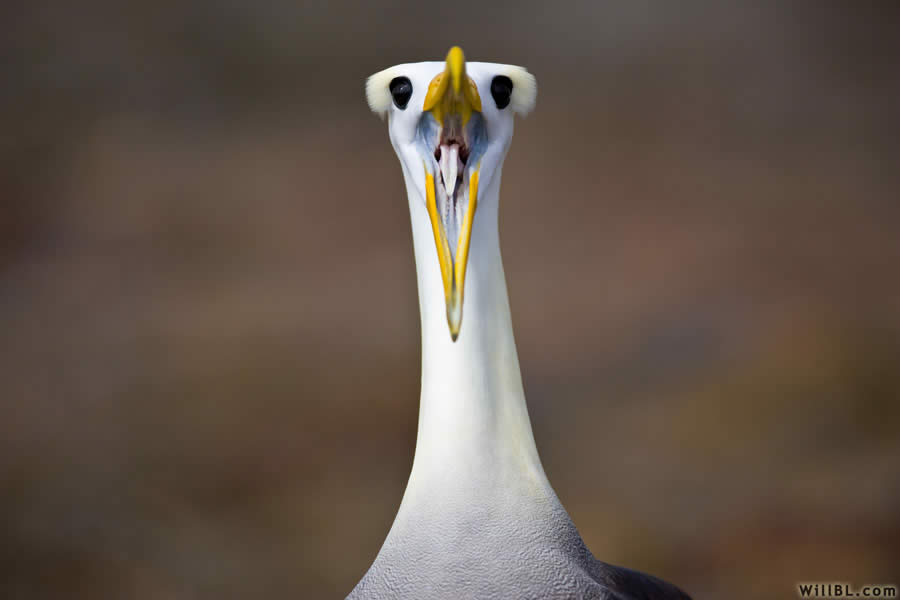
(587, 559, 692, 600)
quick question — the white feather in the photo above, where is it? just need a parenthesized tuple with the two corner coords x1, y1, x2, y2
(366, 65, 405, 119)
(503, 66, 537, 116)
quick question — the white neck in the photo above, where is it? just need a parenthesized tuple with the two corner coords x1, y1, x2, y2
(399, 168, 552, 506)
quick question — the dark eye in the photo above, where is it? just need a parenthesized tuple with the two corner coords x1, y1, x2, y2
(490, 75, 513, 110)
(389, 77, 412, 110)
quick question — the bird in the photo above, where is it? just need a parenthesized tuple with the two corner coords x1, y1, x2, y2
(349, 47, 691, 600)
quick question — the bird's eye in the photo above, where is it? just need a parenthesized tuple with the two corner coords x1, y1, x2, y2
(490, 75, 513, 110)
(389, 77, 412, 110)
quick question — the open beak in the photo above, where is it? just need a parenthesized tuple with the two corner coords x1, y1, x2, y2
(422, 47, 483, 341)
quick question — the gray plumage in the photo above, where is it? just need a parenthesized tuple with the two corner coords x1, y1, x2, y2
(348, 483, 690, 600)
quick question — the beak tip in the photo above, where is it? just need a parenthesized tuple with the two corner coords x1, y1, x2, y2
(447, 311, 462, 342)
(446, 46, 465, 93)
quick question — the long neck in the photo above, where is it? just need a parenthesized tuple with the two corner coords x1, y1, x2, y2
(402, 169, 550, 499)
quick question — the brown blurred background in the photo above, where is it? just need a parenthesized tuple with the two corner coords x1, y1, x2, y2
(2, 2, 899, 598)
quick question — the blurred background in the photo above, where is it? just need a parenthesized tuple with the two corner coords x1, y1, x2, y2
(3, 1, 899, 598)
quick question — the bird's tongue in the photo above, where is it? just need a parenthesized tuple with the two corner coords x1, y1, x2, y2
(439, 143, 463, 200)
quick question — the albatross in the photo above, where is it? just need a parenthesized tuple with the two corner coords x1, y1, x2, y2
(349, 47, 691, 600)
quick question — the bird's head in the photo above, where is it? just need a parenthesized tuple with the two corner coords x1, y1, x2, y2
(366, 47, 537, 341)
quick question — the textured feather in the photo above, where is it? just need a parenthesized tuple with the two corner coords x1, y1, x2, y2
(503, 65, 538, 116)
(348, 488, 691, 600)
(365, 65, 405, 118)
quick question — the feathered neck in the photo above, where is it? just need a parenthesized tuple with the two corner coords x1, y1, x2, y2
(399, 166, 551, 502)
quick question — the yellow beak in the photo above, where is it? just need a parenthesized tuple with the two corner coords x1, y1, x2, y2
(422, 47, 482, 341)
